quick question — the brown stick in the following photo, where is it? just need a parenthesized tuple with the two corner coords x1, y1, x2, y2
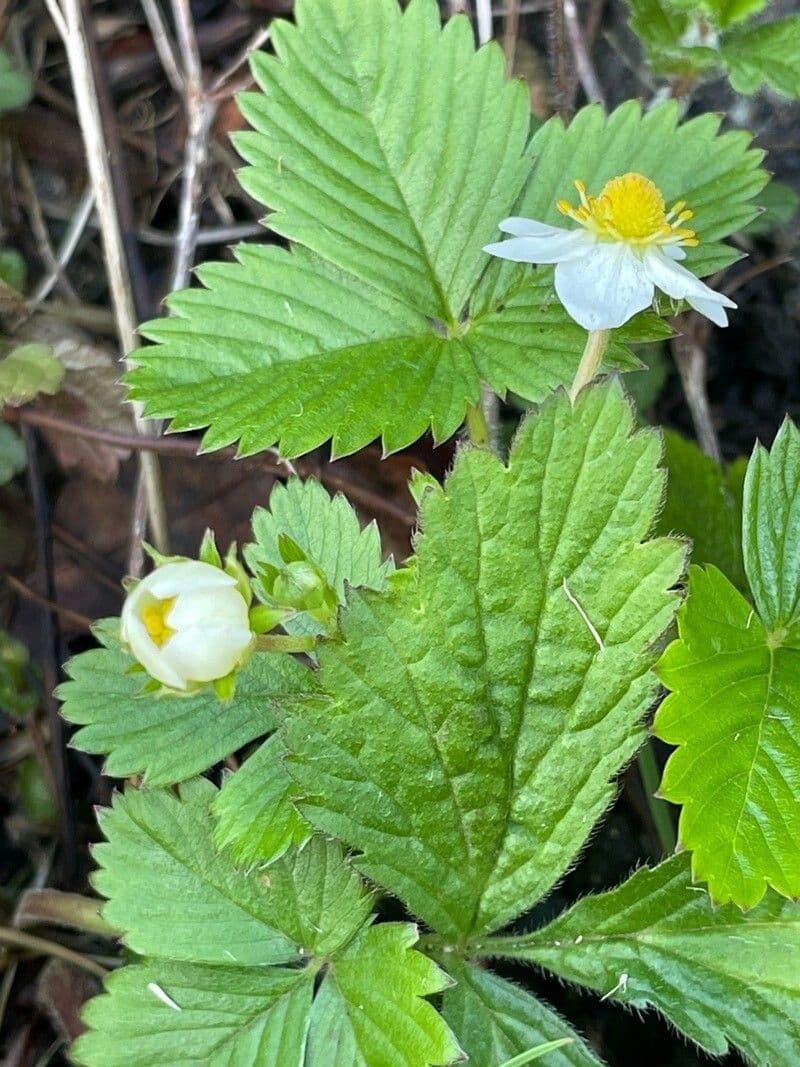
(5, 573, 93, 630)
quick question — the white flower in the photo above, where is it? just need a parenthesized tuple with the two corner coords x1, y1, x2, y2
(120, 560, 253, 691)
(484, 172, 736, 331)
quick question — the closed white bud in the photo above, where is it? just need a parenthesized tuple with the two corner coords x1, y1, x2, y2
(120, 560, 253, 691)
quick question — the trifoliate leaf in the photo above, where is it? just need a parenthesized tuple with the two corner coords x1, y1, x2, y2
(0, 48, 32, 113)
(441, 961, 603, 1067)
(493, 854, 800, 1065)
(73, 961, 314, 1067)
(657, 430, 746, 591)
(129, 1, 650, 460)
(517, 100, 766, 277)
(0, 423, 26, 486)
(59, 620, 311, 786)
(722, 16, 800, 97)
(212, 734, 311, 866)
(245, 478, 393, 637)
(93, 779, 302, 965)
(306, 923, 462, 1067)
(283, 381, 684, 939)
(742, 417, 800, 632)
(0, 344, 64, 407)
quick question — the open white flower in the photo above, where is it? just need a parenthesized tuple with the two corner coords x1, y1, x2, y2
(484, 172, 736, 331)
(120, 560, 253, 690)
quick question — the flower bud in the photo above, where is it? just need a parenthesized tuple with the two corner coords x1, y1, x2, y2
(120, 560, 253, 691)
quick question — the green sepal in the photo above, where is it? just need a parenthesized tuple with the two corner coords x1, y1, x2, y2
(408, 469, 442, 506)
(213, 671, 237, 704)
(223, 542, 254, 607)
(278, 534, 309, 565)
(249, 604, 292, 635)
(198, 528, 223, 569)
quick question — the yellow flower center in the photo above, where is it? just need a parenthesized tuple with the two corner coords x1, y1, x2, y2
(557, 172, 698, 248)
(142, 596, 176, 647)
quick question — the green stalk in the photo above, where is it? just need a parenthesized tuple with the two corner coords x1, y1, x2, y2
(569, 328, 611, 402)
(637, 739, 677, 855)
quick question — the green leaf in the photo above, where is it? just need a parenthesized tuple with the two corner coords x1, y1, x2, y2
(655, 567, 800, 905)
(284, 381, 684, 938)
(722, 16, 800, 97)
(59, 620, 311, 786)
(306, 923, 462, 1067)
(245, 477, 393, 637)
(93, 779, 302, 965)
(743, 178, 800, 235)
(656, 420, 800, 905)
(626, 0, 688, 67)
(257, 836, 375, 957)
(212, 734, 311, 866)
(73, 961, 314, 1067)
(0, 248, 26, 292)
(0, 630, 37, 718)
(129, 2, 653, 460)
(517, 100, 766, 277)
(0, 423, 26, 486)
(0, 48, 31, 113)
(657, 430, 746, 591)
(742, 417, 800, 632)
(486, 854, 800, 1065)
(441, 961, 603, 1067)
(0, 344, 64, 407)
(236, 0, 529, 324)
(711, 0, 768, 26)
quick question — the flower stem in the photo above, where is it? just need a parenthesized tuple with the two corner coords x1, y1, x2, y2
(569, 328, 611, 402)
(637, 739, 677, 856)
(465, 401, 491, 447)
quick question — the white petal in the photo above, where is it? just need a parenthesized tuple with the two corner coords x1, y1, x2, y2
(663, 244, 687, 261)
(643, 249, 736, 308)
(147, 560, 236, 599)
(167, 585, 249, 629)
(687, 295, 730, 327)
(161, 625, 253, 683)
(484, 230, 593, 265)
(497, 217, 570, 238)
(554, 243, 654, 331)
(121, 612, 188, 690)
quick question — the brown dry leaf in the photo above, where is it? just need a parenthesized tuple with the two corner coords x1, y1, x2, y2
(37, 959, 101, 1043)
(20, 316, 133, 481)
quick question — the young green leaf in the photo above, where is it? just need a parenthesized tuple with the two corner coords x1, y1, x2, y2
(59, 620, 311, 786)
(0, 630, 37, 718)
(284, 381, 685, 938)
(656, 565, 800, 906)
(306, 923, 462, 1067)
(441, 961, 603, 1067)
(212, 734, 311, 866)
(73, 961, 314, 1067)
(0, 343, 64, 406)
(484, 854, 800, 1065)
(93, 779, 302, 965)
(722, 16, 800, 97)
(245, 478, 393, 636)
(517, 100, 766, 277)
(742, 417, 800, 632)
(657, 430, 746, 591)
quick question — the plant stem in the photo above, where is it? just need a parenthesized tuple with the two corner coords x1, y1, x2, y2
(637, 740, 677, 855)
(0, 926, 108, 980)
(465, 401, 491, 448)
(569, 328, 610, 402)
(256, 634, 318, 654)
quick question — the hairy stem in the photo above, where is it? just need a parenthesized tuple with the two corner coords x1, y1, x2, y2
(638, 739, 677, 856)
(569, 328, 611, 402)
(465, 401, 492, 448)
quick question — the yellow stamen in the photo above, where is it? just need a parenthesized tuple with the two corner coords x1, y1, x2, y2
(142, 596, 176, 647)
(557, 171, 698, 249)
